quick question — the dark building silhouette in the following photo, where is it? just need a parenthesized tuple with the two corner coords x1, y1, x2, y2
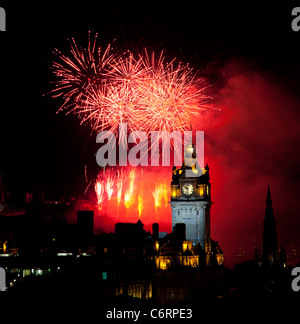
(262, 185, 279, 265)
(77, 210, 94, 236)
(152, 223, 159, 241)
(77, 210, 94, 248)
(254, 185, 286, 267)
(231, 185, 289, 302)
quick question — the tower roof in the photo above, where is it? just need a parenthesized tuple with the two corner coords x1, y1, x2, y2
(262, 184, 278, 265)
(266, 184, 272, 208)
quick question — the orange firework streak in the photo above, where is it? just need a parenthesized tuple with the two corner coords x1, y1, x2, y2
(116, 169, 125, 206)
(105, 175, 114, 200)
(124, 168, 136, 209)
(152, 181, 169, 220)
(94, 180, 105, 210)
(94, 167, 172, 222)
(138, 194, 143, 219)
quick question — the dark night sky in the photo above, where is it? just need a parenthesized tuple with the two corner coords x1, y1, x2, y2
(0, 1, 300, 266)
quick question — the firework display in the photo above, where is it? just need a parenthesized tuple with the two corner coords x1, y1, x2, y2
(49, 32, 114, 114)
(93, 167, 170, 224)
(50, 34, 211, 138)
(49, 34, 210, 224)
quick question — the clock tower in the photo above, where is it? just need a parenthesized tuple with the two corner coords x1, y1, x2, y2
(170, 141, 211, 255)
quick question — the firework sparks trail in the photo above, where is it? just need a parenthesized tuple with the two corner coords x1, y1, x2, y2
(94, 168, 138, 210)
(116, 169, 125, 205)
(94, 167, 171, 221)
(49, 32, 114, 114)
(152, 180, 169, 219)
(138, 194, 143, 219)
(105, 175, 114, 200)
(82, 81, 146, 147)
(50, 37, 211, 146)
(124, 168, 136, 209)
(94, 178, 105, 210)
(107, 51, 148, 86)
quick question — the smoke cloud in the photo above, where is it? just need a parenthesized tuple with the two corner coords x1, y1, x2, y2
(204, 59, 300, 266)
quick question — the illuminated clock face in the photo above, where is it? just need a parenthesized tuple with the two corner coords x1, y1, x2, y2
(182, 183, 194, 196)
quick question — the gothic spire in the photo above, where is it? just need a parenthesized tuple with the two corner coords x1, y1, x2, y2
(262, 184, 278, 265)
(266, 184, 272, 208)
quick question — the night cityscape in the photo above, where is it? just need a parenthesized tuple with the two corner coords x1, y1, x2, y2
(0, 1, 300, 320)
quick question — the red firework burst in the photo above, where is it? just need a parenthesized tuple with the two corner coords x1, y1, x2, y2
(49, 35, 213, 154)
(49, 32, 114, 113)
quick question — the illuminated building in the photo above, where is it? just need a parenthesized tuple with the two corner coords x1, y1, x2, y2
(153, 151, 224, 303)
(168, 141, 223, 266)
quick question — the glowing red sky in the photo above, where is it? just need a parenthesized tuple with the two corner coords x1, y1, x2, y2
(205, 60, 300, 266)
(86, 59, 300, 267)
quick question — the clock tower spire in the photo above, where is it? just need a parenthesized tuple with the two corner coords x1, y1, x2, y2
(170, 142, 212, 258)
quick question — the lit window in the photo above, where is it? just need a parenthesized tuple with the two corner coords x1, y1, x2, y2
(102, 272, 107, 280)
(199, 185, 204, 196)
(36, 269, 43, 276)
(155, 242, 159, 252)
